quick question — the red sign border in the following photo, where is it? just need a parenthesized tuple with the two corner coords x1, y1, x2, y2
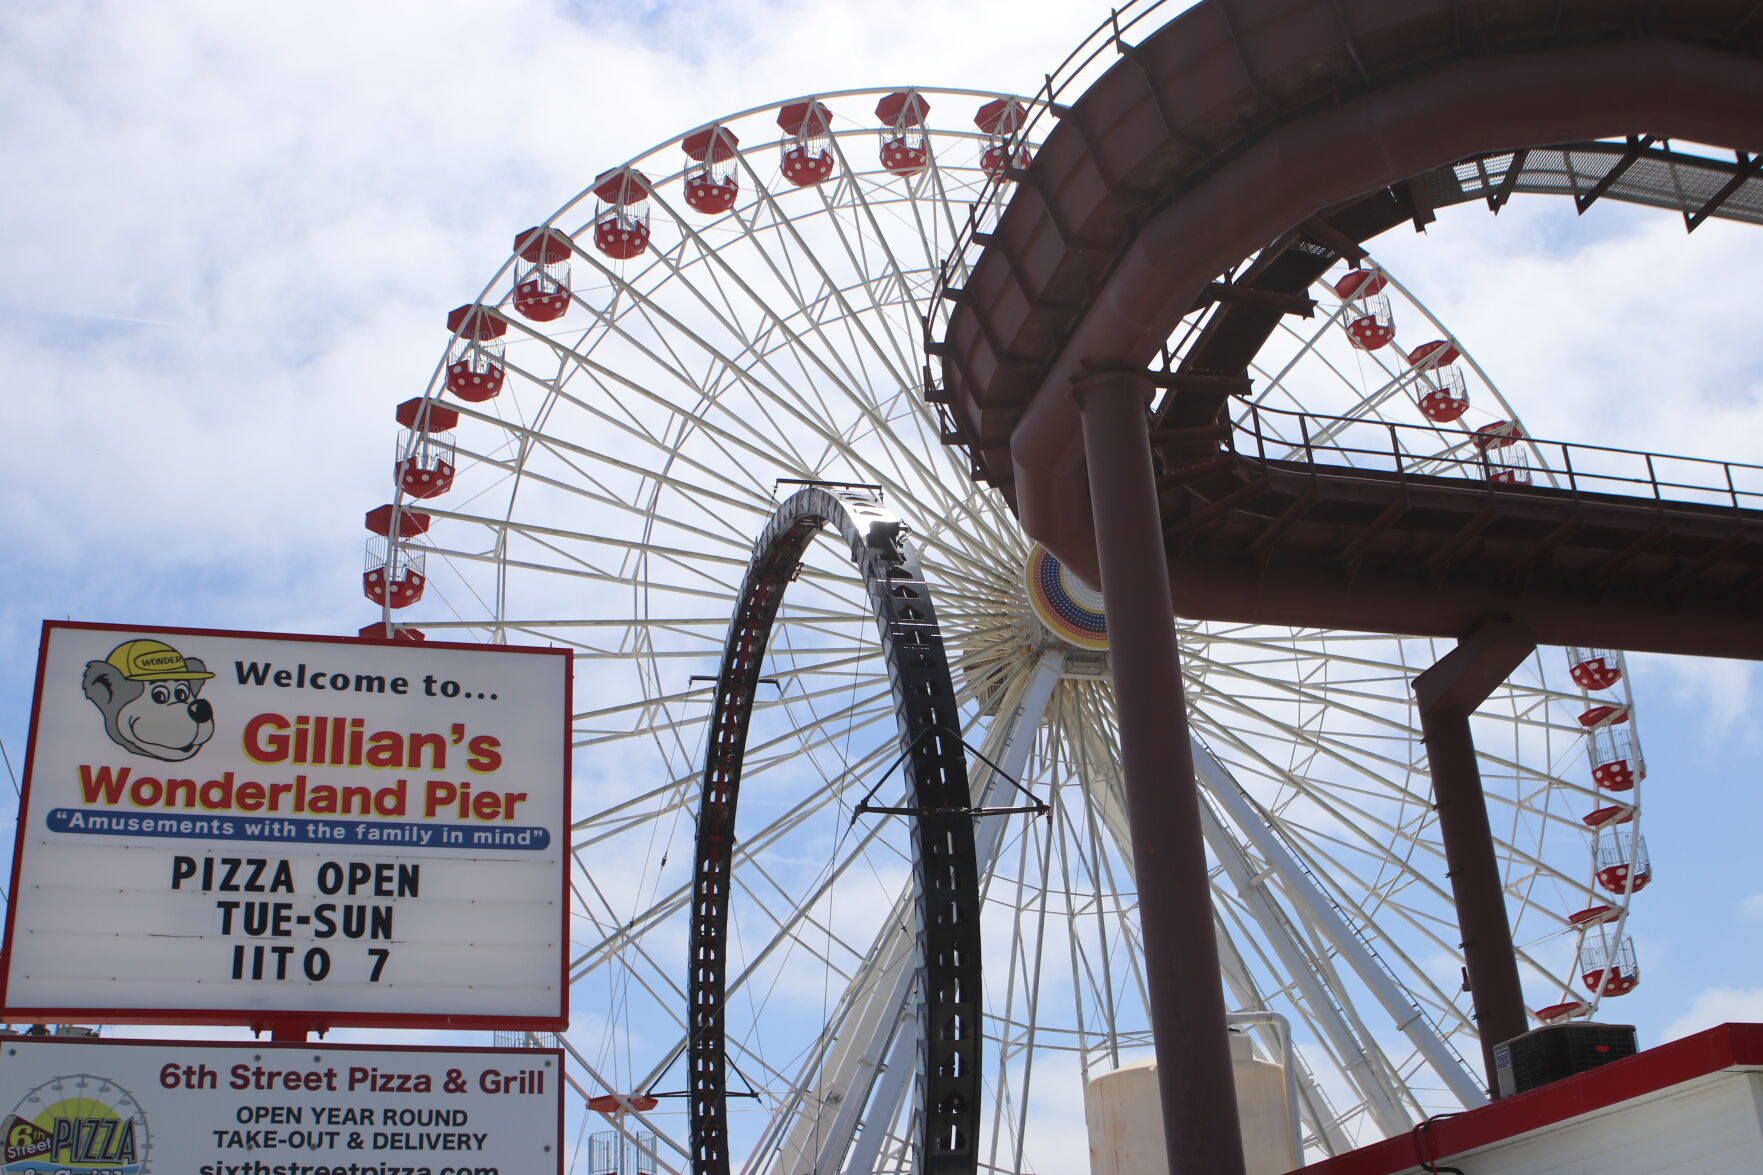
(0, 1033, 567, 1175)
(1, 619, 572, 1034)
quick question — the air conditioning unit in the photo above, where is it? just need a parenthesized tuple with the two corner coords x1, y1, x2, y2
(1493, 1022, 1637, 1097)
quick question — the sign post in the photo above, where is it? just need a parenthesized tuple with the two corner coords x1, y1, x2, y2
(1, 621, 571, 1032)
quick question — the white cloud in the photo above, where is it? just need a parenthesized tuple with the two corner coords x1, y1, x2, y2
(1662, 987, 1763, 1042)
(1626, 652, 1760, 745)
(1742, 894, 1763, 921)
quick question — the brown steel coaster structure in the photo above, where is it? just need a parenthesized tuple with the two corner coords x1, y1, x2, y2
(931, 3, 1763, 1173)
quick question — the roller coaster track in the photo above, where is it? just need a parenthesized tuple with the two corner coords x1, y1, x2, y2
(688, 486, 981, 1175)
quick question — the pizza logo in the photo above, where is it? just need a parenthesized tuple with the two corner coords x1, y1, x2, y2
(2, 1073, 149, 1173)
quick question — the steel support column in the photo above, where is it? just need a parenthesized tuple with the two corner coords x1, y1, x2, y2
(1075, 370, 1246, 1175)
(1413, 622, 1536, 1092)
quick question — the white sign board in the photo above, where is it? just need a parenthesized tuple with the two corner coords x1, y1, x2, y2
(0, 1036, 563, 1174)
(1, 622, 570, 1028)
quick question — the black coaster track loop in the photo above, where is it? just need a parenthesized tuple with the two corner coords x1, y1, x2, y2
(687, 486, 982, 1175)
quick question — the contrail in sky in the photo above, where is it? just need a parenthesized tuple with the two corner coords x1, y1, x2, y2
(0, 301, 183, 328)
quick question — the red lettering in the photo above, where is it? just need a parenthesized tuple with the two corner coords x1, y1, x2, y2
(465, 734, 503, 773)
(78, 764, 131, 804)
(423, 780, 456, 819)
(242, 713, 291, 763)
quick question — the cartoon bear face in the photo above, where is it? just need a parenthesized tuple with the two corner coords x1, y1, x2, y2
(82, 641, 217, 762)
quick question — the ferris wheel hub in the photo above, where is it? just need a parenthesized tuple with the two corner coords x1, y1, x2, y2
(1025, 544, 1109, 652)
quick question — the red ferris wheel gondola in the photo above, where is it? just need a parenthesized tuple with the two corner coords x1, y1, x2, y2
(1567, 647, 1624, 690)
(1407, 338, 1470, 422)
(683, 125, 740, 214)
(1334, 267, 1395, 351)
(876, 90, 931, 177)
(1472, 419, 1531, 484)
(1332, 267, 1389, 300)
(392, 396, 458, 499)
(1579, 930, 1640, 998)
(778, 100, 835, 188)
(444, 304, 506, 403)
(592, 168, 652, 260)
(587, 1094, 660, 1115)
(512, 226, 572, 322)
(975, 98, 1029, 181)
(362, 503, 430, 610)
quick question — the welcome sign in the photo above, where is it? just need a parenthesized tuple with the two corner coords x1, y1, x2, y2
(0, 621, 570, 1028)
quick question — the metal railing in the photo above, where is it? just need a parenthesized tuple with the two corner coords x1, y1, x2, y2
(926, 2, 1184, 348)
(1230, 402, 1763, 512)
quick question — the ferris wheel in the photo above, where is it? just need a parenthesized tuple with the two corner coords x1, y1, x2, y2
(360, 86, 1647, 1173)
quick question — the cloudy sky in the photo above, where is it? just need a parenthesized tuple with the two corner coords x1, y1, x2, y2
(3, 0, 1762, 1130)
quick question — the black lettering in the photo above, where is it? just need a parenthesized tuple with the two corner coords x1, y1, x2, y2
(234, 661, 273, 686)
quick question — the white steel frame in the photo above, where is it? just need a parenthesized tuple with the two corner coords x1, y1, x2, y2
(378, 87, 1614, 1175)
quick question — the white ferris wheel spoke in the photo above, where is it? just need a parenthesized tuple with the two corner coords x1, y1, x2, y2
(375, 87, 1619, 1171)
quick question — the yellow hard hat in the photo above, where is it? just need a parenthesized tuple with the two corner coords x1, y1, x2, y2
(104, 639, 215, 681)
